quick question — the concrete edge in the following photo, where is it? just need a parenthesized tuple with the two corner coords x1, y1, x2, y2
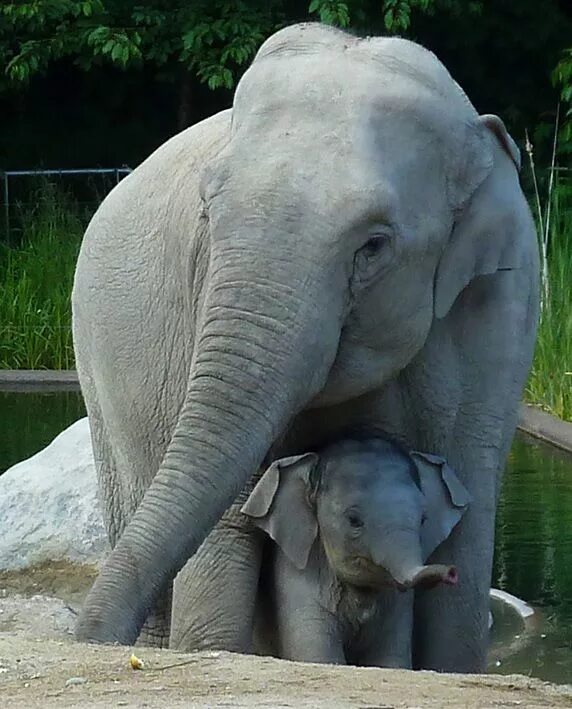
(0, 370, 80, 392)
(490, 588, 535, 619)
(1, 372, 571, 456)
(517, 403, 572, 455)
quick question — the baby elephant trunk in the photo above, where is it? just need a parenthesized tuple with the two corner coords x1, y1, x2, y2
(401, 564, 459, 590)
(372, 530, 458, 591)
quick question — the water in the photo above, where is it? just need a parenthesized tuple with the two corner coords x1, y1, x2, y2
(491, 434, 572, 684)
(0, 391, 571, 683)
(0, 390, 85, 474)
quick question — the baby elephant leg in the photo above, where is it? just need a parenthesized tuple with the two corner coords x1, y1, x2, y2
(355, 589, 414, 668)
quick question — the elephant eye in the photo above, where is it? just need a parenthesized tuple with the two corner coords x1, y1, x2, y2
(352, 228, 394, 287)
(346, 511, 364, 529)
(361, 235, 387, 259)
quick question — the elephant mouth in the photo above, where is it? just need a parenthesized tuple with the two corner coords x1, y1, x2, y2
(336, 557, 399, 590)
(337, 557, 459, 592)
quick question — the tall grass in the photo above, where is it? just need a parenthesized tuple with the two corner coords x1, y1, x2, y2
(525, 175, 572, 421)
(0, 183, 85, 369)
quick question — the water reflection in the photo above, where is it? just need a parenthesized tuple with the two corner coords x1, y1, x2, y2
(492, 434, 572, 684)
(0, 391, 85, 474)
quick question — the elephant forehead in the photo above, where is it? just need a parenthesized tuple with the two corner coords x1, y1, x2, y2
(235, 38, 470, 133)
(253, 23, 470, 111)
(231, 54, 454, 212)
(235, 51, 434, 132)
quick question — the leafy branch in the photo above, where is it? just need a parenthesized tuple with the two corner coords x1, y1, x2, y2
(553, 49, 572, 150)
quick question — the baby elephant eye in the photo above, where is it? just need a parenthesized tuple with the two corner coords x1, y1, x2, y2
(347, 512, 364, 529)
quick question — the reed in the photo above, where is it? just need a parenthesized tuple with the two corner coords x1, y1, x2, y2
(525, 174, 572, 421)
(0, 183, 84, 369)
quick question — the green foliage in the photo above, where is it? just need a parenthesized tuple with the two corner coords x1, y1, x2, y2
(1, 1, 142, 84)
(525, 176, 572, 421)
(0, 184, 84, 369)
(383, 0, 429, 32)
(0, 1, 279, 90)
(0, 0, 455, 92)
(309, 0, 350, 28)
(177, 1, 280, 90)
(553, 49, 572, 151)
(554, 50, 572, 104)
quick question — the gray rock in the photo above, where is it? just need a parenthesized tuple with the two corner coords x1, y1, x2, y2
(0, 418, 108, 570)
(0, 594, 77, 639)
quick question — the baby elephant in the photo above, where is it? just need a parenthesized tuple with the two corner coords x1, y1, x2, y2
(242, 434, 470, 667)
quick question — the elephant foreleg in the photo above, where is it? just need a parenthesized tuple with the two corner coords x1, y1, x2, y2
(353, 589, 414, 668)
(83, 375, 177, 649)
(409, 271, 536, 672)
(412, 484, 495, 672)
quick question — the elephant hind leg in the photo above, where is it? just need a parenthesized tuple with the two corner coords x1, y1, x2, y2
(170, 491, 264, 653)
(136, 585, 173, 648)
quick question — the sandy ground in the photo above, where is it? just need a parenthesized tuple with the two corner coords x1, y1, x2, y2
(1, 563, 571, 708)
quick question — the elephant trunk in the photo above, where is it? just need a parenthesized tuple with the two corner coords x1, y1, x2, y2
(372, 529, 458, 591)
(76, 236, 342, 644)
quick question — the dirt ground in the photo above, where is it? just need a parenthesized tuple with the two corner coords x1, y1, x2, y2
(1, 563, 571, 709)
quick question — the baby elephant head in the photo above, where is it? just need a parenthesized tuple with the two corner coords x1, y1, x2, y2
(241, 437, 470, 591)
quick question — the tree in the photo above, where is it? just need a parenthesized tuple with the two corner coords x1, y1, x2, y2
(2, 1, 570, 168)
(1, 1, 447, 91)
(1, 1, 455, 132)
(0, 1, 277, 90)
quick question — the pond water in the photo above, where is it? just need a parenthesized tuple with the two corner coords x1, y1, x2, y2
(0, 391, 86, 475)
(490, 434, 572, 684)
(1, 391, 571, 684)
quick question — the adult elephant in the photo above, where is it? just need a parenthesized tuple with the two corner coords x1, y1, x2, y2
(72, 22, 539, 671)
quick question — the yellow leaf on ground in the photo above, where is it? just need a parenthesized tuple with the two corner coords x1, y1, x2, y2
(129, 653, 144, 670)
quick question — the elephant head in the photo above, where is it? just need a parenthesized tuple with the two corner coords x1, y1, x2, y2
(75, 22, 532, 644)
(242, 436, 470, 590)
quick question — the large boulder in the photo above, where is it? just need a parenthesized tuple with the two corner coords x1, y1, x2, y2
(0, 418, 108, 570)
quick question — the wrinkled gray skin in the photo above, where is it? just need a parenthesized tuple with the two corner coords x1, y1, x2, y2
(72, 22, 539, 671)
(242, 436, 468, 666)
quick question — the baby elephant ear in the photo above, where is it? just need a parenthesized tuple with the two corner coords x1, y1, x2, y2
(241, 453, 319, 571)
(409, 451, 471, 561)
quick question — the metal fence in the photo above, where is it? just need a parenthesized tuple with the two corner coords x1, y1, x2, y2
(1, 167, 132, 243)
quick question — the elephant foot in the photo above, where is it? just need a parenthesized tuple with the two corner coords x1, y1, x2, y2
(135, 586, 172, 648)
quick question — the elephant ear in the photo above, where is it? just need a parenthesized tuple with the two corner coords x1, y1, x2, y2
(435, 113, 525, 319)
(409, 451, 471, 560)
(241, 453, 319, 571)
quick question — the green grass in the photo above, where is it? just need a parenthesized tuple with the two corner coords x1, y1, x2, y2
(1, 182, 571, 421)
(525, 180, 572, 421)
(0, 184, 84, 369)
